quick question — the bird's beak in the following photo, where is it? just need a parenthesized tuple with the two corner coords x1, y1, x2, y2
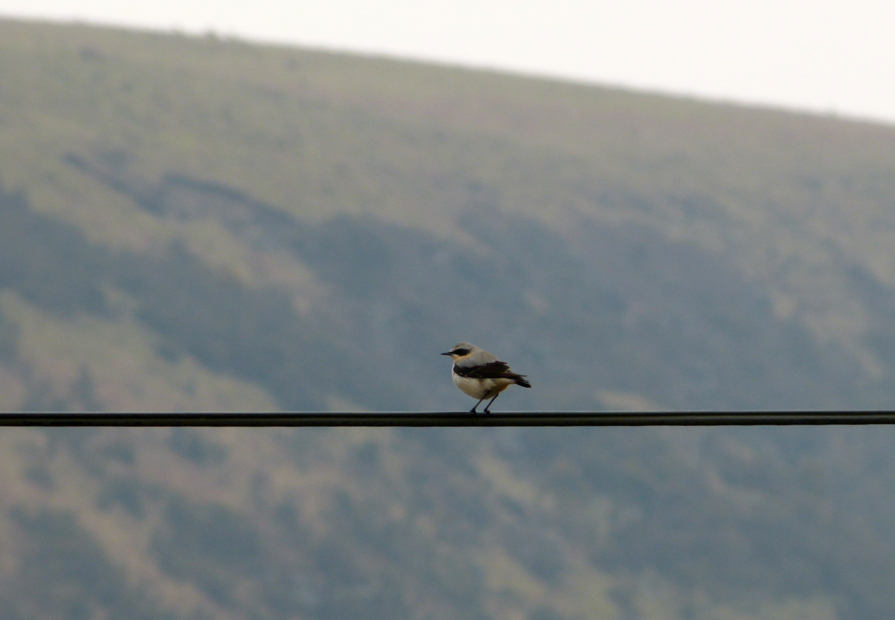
(441, 351, 453, 356)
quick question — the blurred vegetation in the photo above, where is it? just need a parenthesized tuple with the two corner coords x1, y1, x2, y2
(1, 16, 895, 620)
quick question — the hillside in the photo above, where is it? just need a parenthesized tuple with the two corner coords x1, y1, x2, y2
(1, 17, 895, 620)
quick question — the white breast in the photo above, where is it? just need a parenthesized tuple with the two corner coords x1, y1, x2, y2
(452, 371, 513, 399)
(452, 372, 491, 399)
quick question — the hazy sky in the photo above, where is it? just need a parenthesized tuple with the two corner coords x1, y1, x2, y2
(1, 0, 894, 125)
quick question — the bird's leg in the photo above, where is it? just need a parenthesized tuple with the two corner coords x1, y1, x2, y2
(470, 398, 485, 414)
(483, 393, 500, 413)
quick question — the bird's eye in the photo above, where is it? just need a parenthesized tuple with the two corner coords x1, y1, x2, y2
(453, 348, 469, 356)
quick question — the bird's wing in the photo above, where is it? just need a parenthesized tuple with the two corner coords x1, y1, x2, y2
(454, 360, 514, 379)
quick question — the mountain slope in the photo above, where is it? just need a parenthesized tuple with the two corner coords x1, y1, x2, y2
(2, 19, 895, 412)
(2, 17, 895, 620)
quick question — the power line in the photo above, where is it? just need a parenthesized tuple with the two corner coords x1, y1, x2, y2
(2, 411, 895, 427)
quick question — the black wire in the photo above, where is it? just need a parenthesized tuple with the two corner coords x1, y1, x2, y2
(2, 411, 895, 427)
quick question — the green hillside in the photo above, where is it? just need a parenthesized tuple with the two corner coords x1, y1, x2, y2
(2, 17, 895, 620)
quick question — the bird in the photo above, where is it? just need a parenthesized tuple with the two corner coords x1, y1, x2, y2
(441, 342, 531, 413)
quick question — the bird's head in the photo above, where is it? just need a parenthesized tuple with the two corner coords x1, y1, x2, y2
(441, 342, 477, 360)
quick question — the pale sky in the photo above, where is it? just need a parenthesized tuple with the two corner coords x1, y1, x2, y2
(1, 0, 894, 125)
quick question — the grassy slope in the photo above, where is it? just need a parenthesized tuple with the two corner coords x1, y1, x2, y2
(2, 18, 895, 411)
(2, 17, 895, 620)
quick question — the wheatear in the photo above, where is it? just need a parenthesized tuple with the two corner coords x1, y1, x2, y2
(441, 342, 531, 413)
